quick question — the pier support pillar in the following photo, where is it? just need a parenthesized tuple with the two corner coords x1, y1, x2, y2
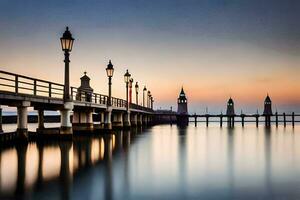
(220, 116, 223, 127)
(143, 115, 148, 126)
(194, 116, 197, 127)
(265, 115, 271, 127)
(131, 113, 138, 126)
(176, 114, 189, 127)
(123, 111, 131, 129)
(104, 107, 112, 130)
(275, 112, 278, 127)
(17, 101, 30, 138)
(283, 112, 286, 127)
(0, 106, 3, 132)
(37, 110, 45, 130)
(112, 112, 123, 128)
(137, 114, 143, 126)
(241, 116, 245, 127)
(60, 102, 73, 134)
(98, 112, 105, 129)
(292, 112, 295, 127)
(255, 115, 259, 128)
(227, 116, 234, 128)
(72, 108, 94, 131)
(206, 116, 209, 127)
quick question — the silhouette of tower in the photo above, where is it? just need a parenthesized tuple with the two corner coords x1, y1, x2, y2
(263, 94, 273, 127)
(177, 87, 189, 126)
(76, 71, 94, 102)
(226, 97, 235, 127)
(177, 87, 188, 115)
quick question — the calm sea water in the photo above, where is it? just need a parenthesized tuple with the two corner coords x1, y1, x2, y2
(1, 123, 300, 200)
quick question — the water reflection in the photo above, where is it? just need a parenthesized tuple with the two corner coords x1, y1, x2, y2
(0, 124, 300, 199)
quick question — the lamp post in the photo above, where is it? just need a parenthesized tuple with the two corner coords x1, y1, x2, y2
(147, 91, 151, 108)
(106, 60, 114, 106)
(135, 82, 139, 105)
(143, 86, 147, 107)
(124, 70, 131, 110)
(60, 27, 74, 102)
(129, 78, 133, 104)
(151, 96, 154, 109)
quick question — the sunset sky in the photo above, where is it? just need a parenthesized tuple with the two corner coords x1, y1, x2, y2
(0, 0, 299, 113)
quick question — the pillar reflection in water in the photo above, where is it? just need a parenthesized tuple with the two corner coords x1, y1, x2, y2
(114, 131, 123, 154)
(59, 142, 72, 200)
(264, 127, 272, 196)
(15, 143, 28, 196)
(103, 134, 113, 200)
(177, 126, 187, 195)
(226, 127, 235, 198)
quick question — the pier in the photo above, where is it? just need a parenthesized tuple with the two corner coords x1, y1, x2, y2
(0, 70, 154, 140)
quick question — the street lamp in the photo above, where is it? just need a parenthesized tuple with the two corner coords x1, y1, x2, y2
(60, 27, 74, 101)
(135, 82, 139, 105)
(129, 78, 133, 104)
(106, 60, 114, 106)
(147, 91, 151, 108)
(151, 96, 154, 109)
(124, 70, 131, 110)
(143, 86, 147, 107)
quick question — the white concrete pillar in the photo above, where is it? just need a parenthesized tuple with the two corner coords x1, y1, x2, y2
(17, 101, 30, 137)
(124, 111, 131, 128)
(104, 107, 112, 130)
(60, 102, 73, 134)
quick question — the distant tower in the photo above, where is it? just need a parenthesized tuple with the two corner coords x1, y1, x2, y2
(177, 87, 188, 115)
(76, 71, 94, 102)
(226, 97, 235, 127)
(177, 87, 189, 126)
(263, 94, 272, 127)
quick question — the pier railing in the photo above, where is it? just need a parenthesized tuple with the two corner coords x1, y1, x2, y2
(0, 70, 64, 98)
(70, 87, 127, 108)
(130, 103, 153, 112)
(0, 70, 153, 112)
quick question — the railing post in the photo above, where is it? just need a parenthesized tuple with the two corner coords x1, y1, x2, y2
(256, 115, 259, 128)
(48, 83, 52, 97)
(275, 112, 278, 127)
(206, 115, 209, 127)
(94, 94, 97, 104)
(15, 75, 19, 93)
(220, 115, 223, 127)
(33, 80, 37, 95)
(292, 112, 295, 127)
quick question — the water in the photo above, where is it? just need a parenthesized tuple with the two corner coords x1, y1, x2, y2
(1, 123, 300, 200)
